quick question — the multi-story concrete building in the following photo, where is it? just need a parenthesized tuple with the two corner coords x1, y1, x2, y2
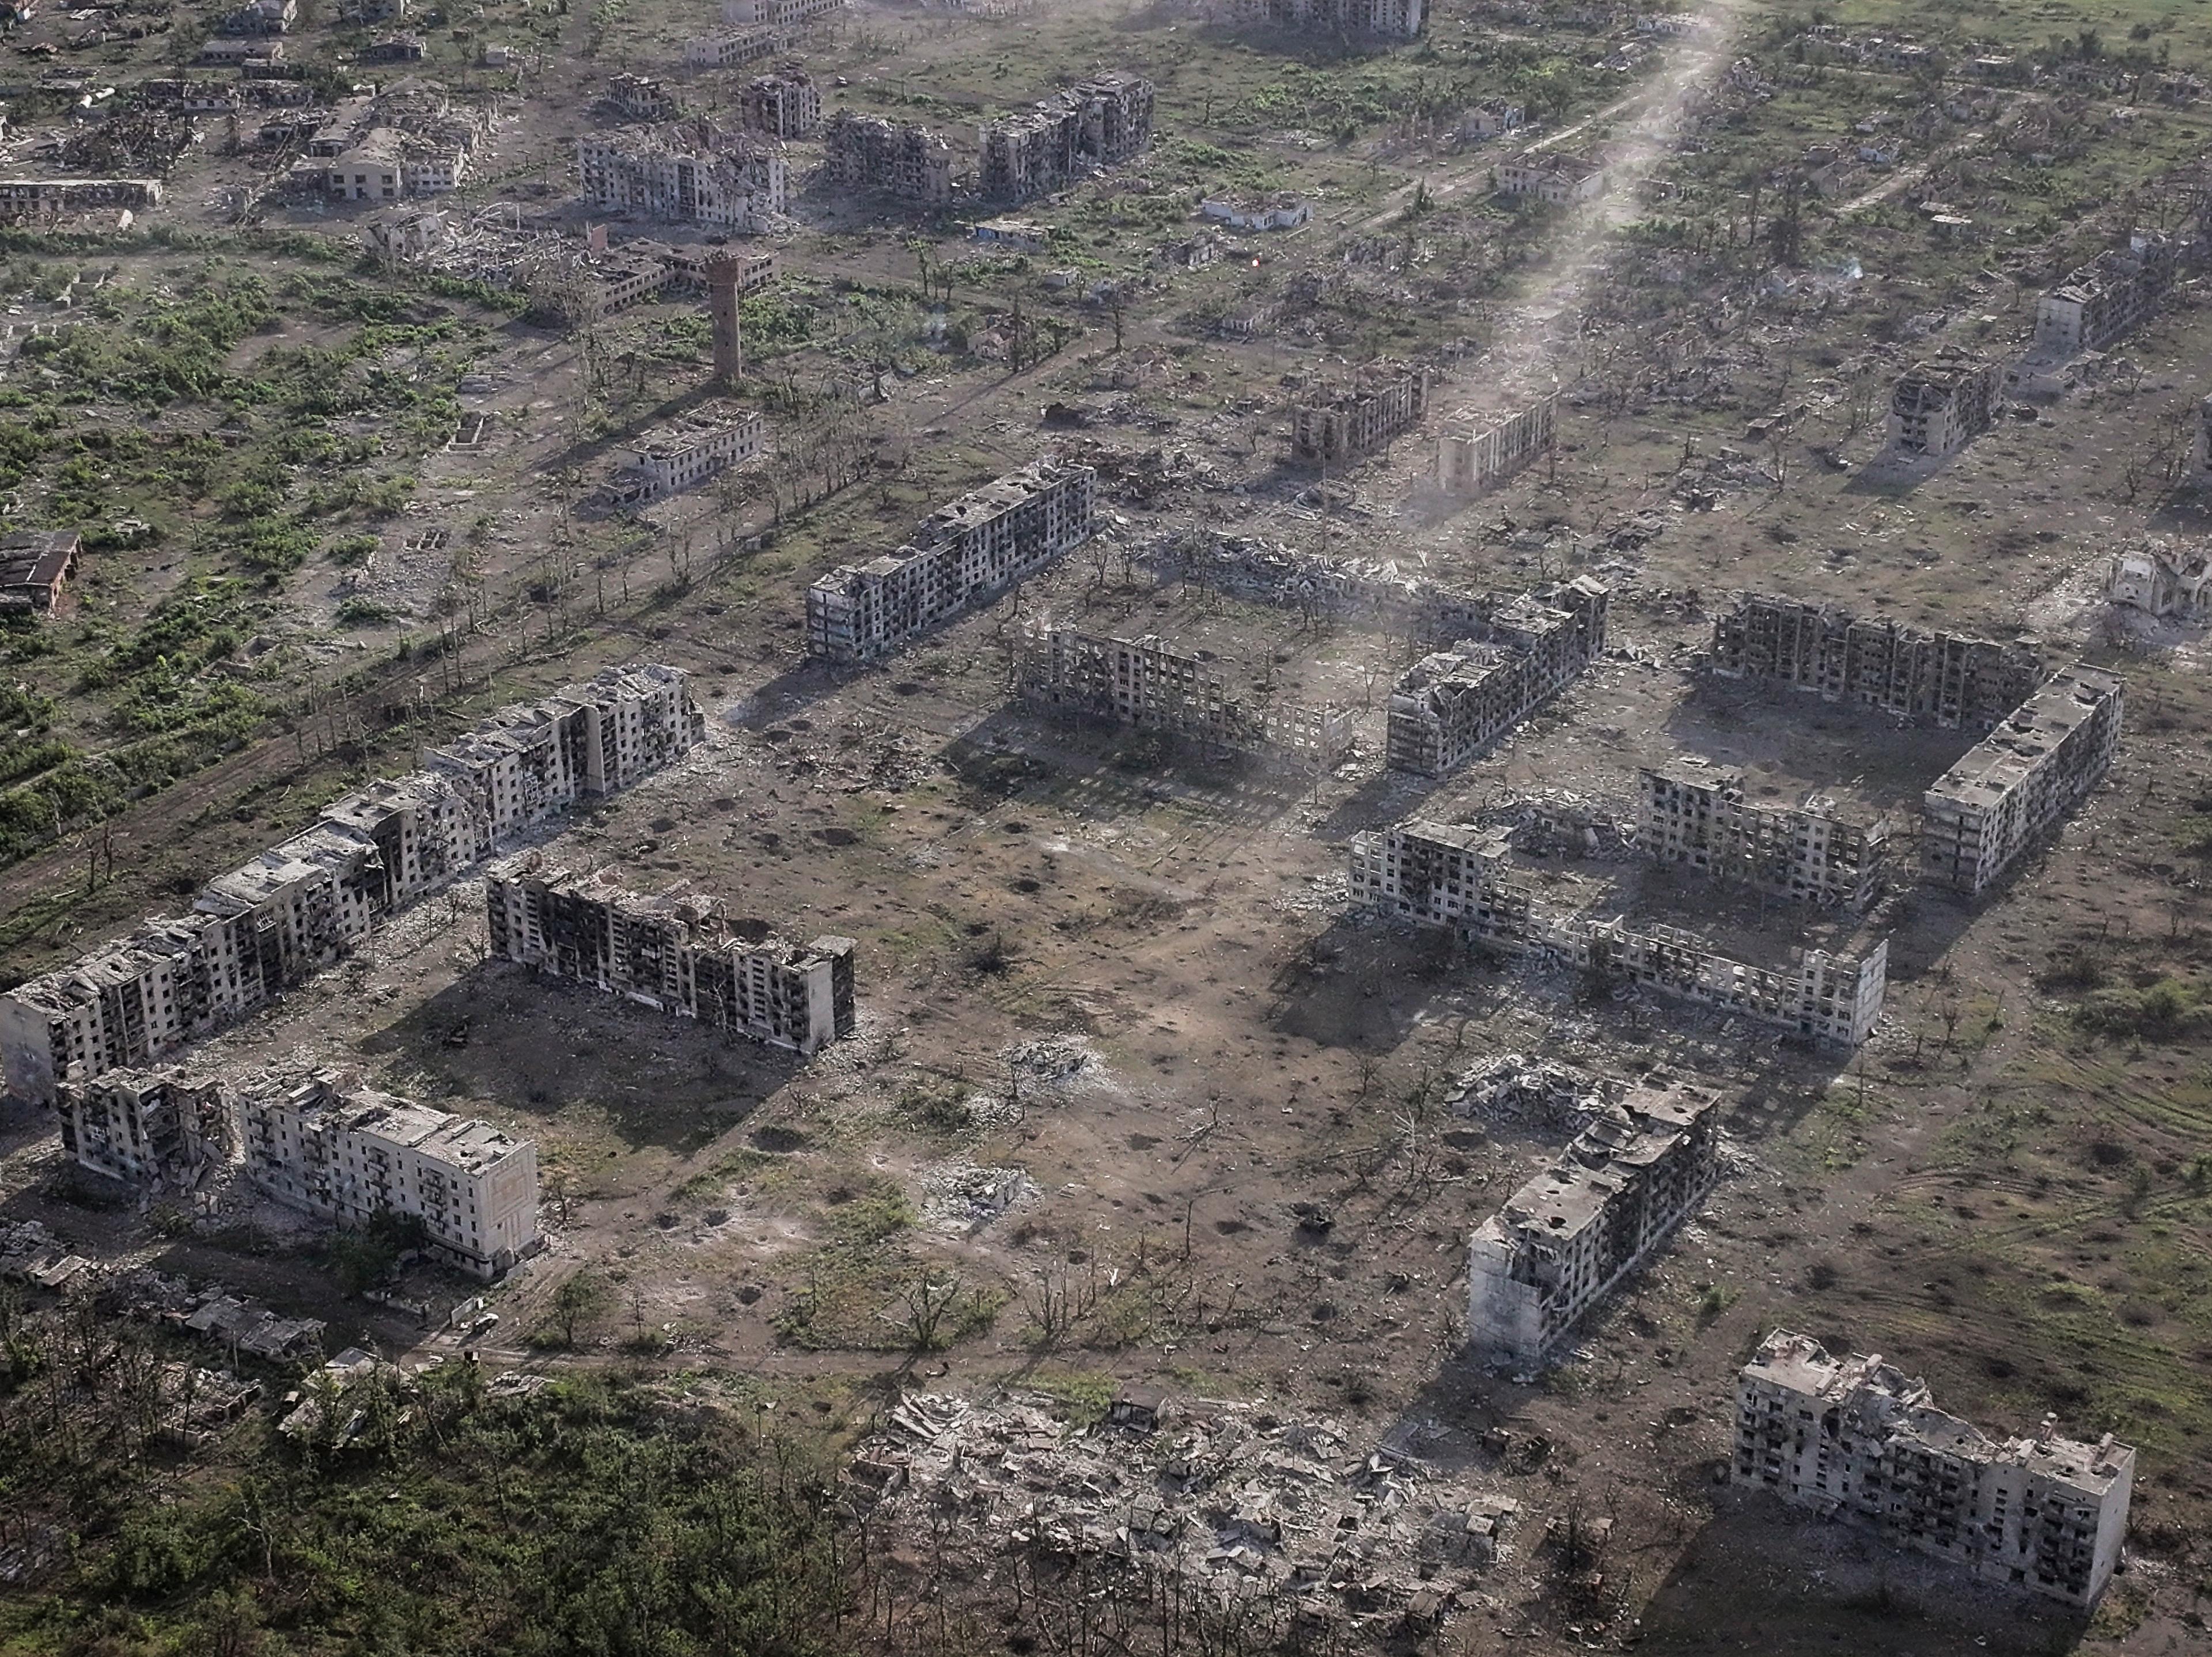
(823, 112, 955, 205)
(1216, 0, 1422, 38)
(1888, 355, 2000, 459)
(719, 0, 839, 24)
(575, 121, 786, 229)
(1018, 624, 1354, 768)
(680, 29, 783, 69)
(806, 462, 1097, 662)
(240, 1074, 539, 1279)
(1734, 1331, 2135, 1608)
(1468, 1078, 1719, 1366)
(601, 404, 763, 505)
(607, 73, 679, 122)
(1, 668, 703, 1104)
(1289, 362, 1429, 467)
(977, 72, 1154, 202)
(58, 1067, 228, 1191)
(483, 862, 857, 1054)
(1704, 593, 2046, 730)
(1435, 392, 1556, 494)
(1385, 580, 1609, 776)
(1494, 151, 1607, 204)
(1637, 765, 1889, 911)
(2032, 232, 2179, 359)
(1920, 663, 2124, 897)
(1349, 821, 1889, 1045)
(742, 69, 820, 139)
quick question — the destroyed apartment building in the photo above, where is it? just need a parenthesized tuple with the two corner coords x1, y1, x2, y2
(296, 79, 489, 201)
(1349, 820, 1889, 1045)
(1467, 1075, 1719, 1367)
(1734, 1330, 2135, 1608)
(0, 667, 706, 1104)
(1637, 764, 1889, 912)
(1018, 622, 1355, 769)
(2028, 229, 2181, 362)
(484, 859, 857, 1055)
(1141, 534, 1491, 641)
(576, 119, 786, 229)
(1435, 391, 1558, 495)
(2108, 537, 2212, 618)
(743, 69, 820, 139)
(240, 1073, 540, 1280)
(976, 72, 1154, 203)
(681, 29, 785, 70)
(1887, 354, 2001, 460)
(600, 402, 763, 506)
(1703, 592, 2046, 730)
(720, 0, 842, 25)
(1212, 0, 1424, 39)
(825, 112, 955, 206)
(1919, 663, 2124, 897)
(806, 461, 1097, 662)
(606, 72, 679, 122)
(58, 1067, 228, 1192)
(1288, 361, 1429, 468)
(1385, 578, 1610, 777)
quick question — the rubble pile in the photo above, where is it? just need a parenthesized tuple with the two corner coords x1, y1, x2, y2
(1441, 1055, 1596, 1129)
(847, 1392, 1520, 1628)
(106, 1267, 329, 1360)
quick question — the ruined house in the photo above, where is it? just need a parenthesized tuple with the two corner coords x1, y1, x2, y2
(1384, 579, 1609, 776)
(1018, 623, 1354, 769)
(824, 112, 954, 205)
(977, 72, 1154, 202)
(1289, 361, 1429, 467)
(1734, 1331, 2135, 1607)
(58, 1068, 228, 1191)
(1919, 663, 2123, 897)
(1887, 355, 1999, 459)
(1703, 593, 2045, 729)
(239, 1073, 539, 1280)
(806, 462, 1097, 662)
(484, 861, 857, 1054)
(0, 668, 704, 1104)
(2029, 230, 2179, 359)
(575, 120, 786, 229)
(1434, 392, 1556, 495)
(1637, 764, 1889, 911)
(2107, 539, 2212, 618)
(1467, 1078, 1719, 1366)
(742, 69, 820, 139)
(0, 528, 78, 615)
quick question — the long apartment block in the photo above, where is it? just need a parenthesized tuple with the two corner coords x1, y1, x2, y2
(1349, 819, 1888, 1045)
(1215, 0, 1422, 38)
(58, 1067, 228, 1192)
(484, 860, 857, 1055)
(1385, 579, 1609, 777)
(1435, 392, 1556, 495)
(2032, 230, 2179, 359)
(0, 666, 705, 1104)
(1920, 663, 2123, 897)
(823, 112, 954, 205)
(1734, 1331, 2135, 1608)
(1637, 764, 1889, 912)
(805, 462, 1096, 662)
(240, 1072, 539, 1280)
(1468, 1076, 1719, 1366)
(1289, 361, 1429, 468)
(1704, 593, 2045, 730)
(978, 72, 1154, 202)
(1018, 623, 1354, 768)
(575, 122, 786, 230)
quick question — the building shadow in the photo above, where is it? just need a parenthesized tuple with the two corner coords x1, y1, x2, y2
(355, 964, 801, 1157)
(1264, 914, 1515, 1053)
(1634, 1492, 2090, 1656)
